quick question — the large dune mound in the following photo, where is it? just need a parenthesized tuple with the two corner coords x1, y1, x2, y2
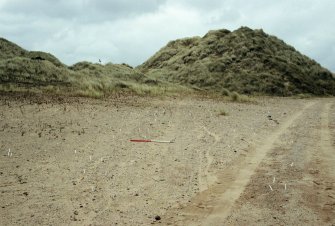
(139, 27, 335, 96)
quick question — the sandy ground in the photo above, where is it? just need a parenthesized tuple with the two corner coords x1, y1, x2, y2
(0, 94, 334, 225)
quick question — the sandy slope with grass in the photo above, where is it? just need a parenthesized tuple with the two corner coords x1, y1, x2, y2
(0, 94, 334, 225)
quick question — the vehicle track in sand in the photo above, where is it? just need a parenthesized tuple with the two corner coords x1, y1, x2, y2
(197, 126, 219, 192)
(307, 102, 335, 223)
(223, 100, 335, 225)
(163, 101, 317, 225)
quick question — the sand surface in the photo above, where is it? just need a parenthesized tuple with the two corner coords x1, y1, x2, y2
(0, 94, 334, 225)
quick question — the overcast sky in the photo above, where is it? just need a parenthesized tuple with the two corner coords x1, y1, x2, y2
(0, 0, 334, 71)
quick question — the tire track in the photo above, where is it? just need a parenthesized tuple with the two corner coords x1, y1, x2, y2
(197, 126, 219, 192)
(313, 102, 335, 222)
(202, 126, 219, 189)
(320, 103, 334, 165)
(164, 101, 316, 226)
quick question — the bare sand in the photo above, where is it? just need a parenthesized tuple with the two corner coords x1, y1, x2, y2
(0, 94, 334, 225)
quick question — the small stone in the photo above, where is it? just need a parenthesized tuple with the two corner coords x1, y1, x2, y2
(23, 192, 28, 196)
(154, 215, 161, 221)
(74, 210, 78, 215)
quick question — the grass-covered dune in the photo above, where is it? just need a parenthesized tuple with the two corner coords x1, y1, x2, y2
(138, 27, 335, 96)
(0, 38, 186, 97)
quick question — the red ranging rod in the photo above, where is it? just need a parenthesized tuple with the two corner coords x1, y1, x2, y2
(130, 139, 174, 143)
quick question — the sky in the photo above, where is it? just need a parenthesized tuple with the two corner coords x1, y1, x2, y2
(0, 0, 334, 71)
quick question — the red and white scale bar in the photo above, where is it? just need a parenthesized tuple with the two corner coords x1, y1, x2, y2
(130, 139, 174, 143)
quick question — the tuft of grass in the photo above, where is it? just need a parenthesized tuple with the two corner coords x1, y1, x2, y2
(221, 88, 231, 96)
(129, 82, 191, 96)
(295, 93, 313, 99)
(229, 91, 256, 103)
(217, 108, 228, 116)
(74, 89, 104, 98)
(114, 82, 130, 89)
(230, 91, 240, 101)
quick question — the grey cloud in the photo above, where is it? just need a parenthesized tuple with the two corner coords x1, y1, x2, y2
(166, 0, 224, 10)
(0, 0, 166, 21)
(0, 0, 82, 19)
(88, 0, 165, 15)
